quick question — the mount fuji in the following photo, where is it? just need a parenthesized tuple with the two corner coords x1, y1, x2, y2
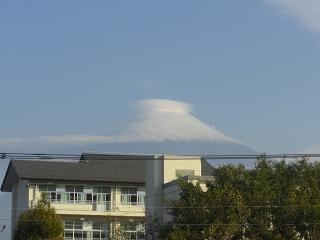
(0, 99, 256, 167)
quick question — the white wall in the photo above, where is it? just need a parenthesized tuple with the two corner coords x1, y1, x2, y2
(0, 193, 11, 240)
(11, 180, 29, 239)
(145, 155, 201, 223)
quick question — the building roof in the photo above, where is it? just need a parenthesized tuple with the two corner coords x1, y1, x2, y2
(1, 153, 214, 192)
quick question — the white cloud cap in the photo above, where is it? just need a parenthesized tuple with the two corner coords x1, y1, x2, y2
(125, 99, 238, 142)
(135, 99, 192, 114)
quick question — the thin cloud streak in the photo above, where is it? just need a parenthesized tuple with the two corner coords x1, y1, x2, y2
(265, 0, 320, 33)
(301, 144, 320, 154)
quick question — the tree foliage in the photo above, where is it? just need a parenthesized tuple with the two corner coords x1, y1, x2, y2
(14, 197, 64, 240)
(160, 158, 320, 239)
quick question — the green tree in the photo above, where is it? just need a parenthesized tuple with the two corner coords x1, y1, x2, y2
(14, 197, 64, 240)
(160, 158, 320, 240)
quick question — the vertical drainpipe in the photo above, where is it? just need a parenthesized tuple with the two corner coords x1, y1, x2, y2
(145, 155, 164, 222)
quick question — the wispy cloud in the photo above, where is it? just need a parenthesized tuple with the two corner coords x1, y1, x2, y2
(264, 0, 320, 33)
(286, 144, 320, 162)
(0, 99, 240, 151)
(301, 144, 320, 154)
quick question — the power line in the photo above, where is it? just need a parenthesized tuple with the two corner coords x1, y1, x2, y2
(1, 152, 320, 161)
(173, 222, 320, 226)
(2, 217, 320, 227)
(5, 203, 320, 211)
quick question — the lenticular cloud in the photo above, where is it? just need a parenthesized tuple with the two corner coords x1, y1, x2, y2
(121, 99, 238, 142)
(0, 99, 239, 151)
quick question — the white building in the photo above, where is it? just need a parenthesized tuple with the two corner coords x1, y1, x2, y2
(1, 153, 214, 239)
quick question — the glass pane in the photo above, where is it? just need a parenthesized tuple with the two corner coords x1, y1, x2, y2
(64, 230, 73, 237)
(78, 193, 85, 203)
(74, 221, 82, 229)
(75, 186, 83, 192)
(121, 195, 129, 204)
(105, 194, 110, 202)
(66, 186, 74, 192)
(98, 194, 105, 204)
(129, 188, 137, 194)
(93, 222, 101, 230)
(39, 185, 47, 191)
(86, 194, 92, 202)
(121, 188, 129, 194)
(61, 192, 68, 202)
(131, 195, 137, 203)
(93, 231, 100, 238)
(70, 193, 75, 201)
(44, 192, 51, 200)
(50, 192, 56, 200)
(47, 185, 56, 191)
(74, 230, 82, 237)
(64, 221, 73, 229)
(138, 195, 145, 205)
(101, 187, 110, 193)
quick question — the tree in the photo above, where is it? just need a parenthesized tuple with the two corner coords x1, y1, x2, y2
(14, 196, 64, 240)
(160, 158, 320, 240)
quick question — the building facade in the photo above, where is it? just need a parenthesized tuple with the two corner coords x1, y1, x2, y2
(1, 153, 214, 240)
(28, 181, 145, 239)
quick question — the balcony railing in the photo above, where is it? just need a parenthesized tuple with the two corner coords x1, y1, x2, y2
(39, 191, 146, 212)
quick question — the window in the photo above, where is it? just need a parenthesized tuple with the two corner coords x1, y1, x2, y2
(38, 185, 60, 203)
(91, 187, 111, 210)
(93, 187, 111, 203)
(93, 222, 109, 239)
(38, 184, 111, 208)
(39, 184, 56, 192)
(64, 220, 109, 240)
(66, 185, 85, 204)
(176, 169, 195, 178)
(121, 222, 145, 240)
(93, 186, 110, 193)
(121, 188, 145, 206)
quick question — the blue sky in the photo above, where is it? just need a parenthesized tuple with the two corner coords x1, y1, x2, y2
(1, 0, 320, 153)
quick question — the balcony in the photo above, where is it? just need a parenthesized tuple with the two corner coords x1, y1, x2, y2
(38, 192, 145, 217)
(35, 185, 145, 217)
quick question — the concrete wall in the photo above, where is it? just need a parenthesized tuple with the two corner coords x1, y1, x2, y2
(11, 180, 30, 238)
(163, 155, 201, 183)
(145, 155, 202, 223)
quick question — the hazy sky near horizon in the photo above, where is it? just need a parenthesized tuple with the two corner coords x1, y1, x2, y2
(1, 0, 320, 153)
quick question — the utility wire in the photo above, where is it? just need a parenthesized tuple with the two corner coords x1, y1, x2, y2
(5, 204, 320, 211)
(2, 218, 320, 227)
(1, 152, 320, 160)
